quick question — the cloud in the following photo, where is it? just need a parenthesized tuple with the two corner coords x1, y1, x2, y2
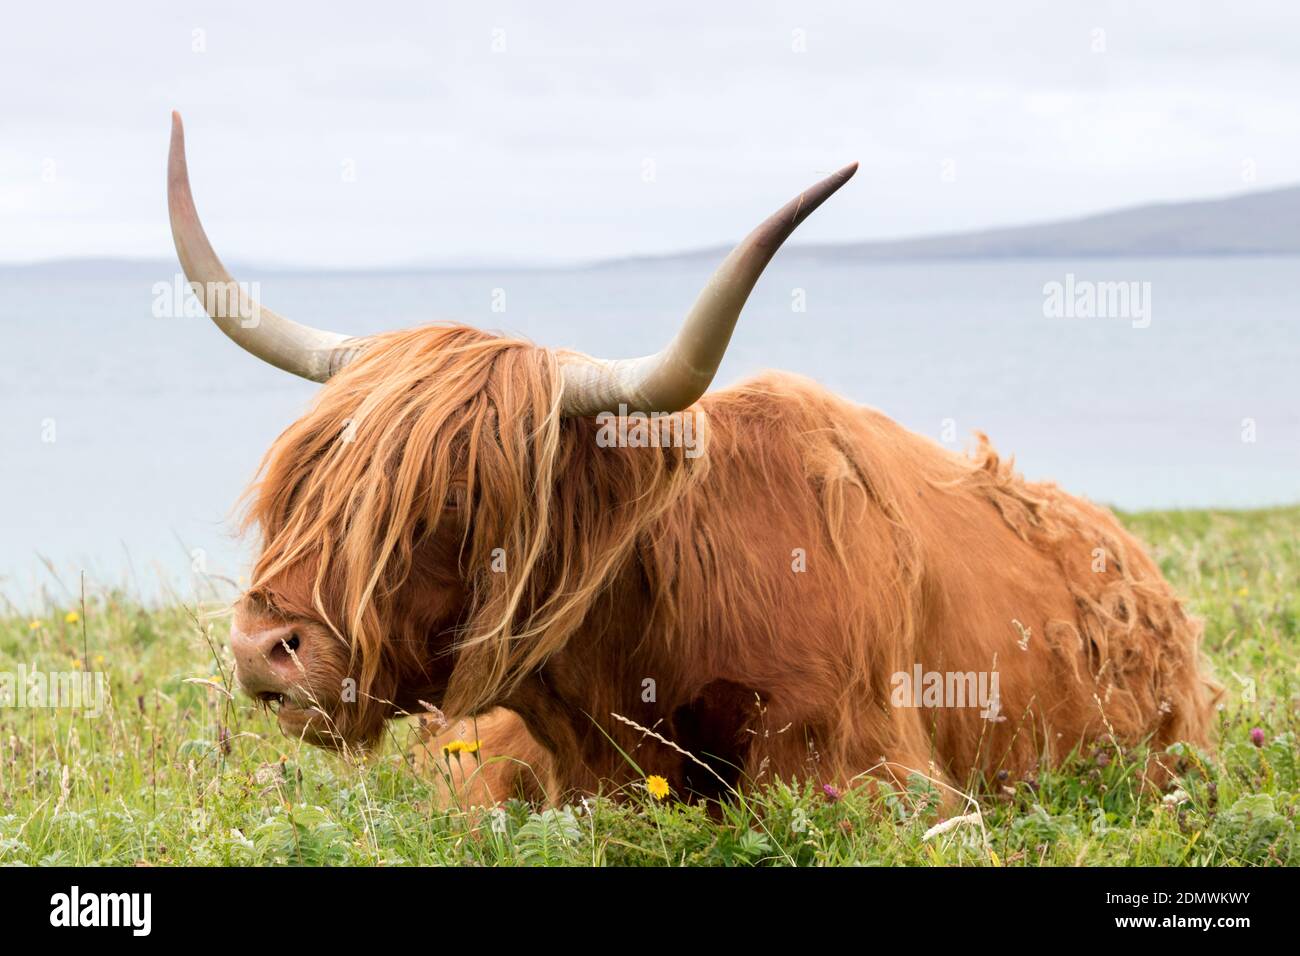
(3, 0, 1298, 265)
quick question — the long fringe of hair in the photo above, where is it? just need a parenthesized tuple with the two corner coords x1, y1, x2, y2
(242, 324, 700, 726)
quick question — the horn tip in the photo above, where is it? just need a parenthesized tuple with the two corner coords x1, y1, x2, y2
(168, 112, 188, 190)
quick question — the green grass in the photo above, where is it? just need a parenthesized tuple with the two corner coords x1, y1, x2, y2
(1, 506, 1297, 866)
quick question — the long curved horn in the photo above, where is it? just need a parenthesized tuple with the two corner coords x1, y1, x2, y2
(167, 112, 362, 381)
(558, 162, 857, 416)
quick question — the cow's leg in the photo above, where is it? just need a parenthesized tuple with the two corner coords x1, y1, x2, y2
(410, 707, 556, 809)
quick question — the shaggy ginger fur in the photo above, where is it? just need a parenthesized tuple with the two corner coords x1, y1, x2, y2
(236, 324, 1219, 802)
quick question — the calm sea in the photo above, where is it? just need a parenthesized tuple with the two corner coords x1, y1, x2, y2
(2, 257, 1296, 603)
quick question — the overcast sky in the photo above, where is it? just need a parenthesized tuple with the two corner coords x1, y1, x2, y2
(2, 1, 1298, 267)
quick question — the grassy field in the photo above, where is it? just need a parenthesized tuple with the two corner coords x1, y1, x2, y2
(1, 506, 1296, 866)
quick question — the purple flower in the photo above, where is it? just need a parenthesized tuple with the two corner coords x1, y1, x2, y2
(822, 783, 842, 803)
(1250, 727, 1266, 748)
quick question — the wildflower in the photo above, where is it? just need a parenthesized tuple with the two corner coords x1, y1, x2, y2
(442, 738, 480, 756)
(71, 659, 84, 670)
(28, 620, 41, 631)
(93, 654, 105, 667)
(1250, 727, 1266, 748)
(64, 611, 80, 625)
(822, 783, 842, 803)
(1236, 586, 1249, 598)
(645, 774, 670, 800)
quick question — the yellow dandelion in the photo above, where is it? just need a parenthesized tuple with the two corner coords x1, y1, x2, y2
(28, 620, 41, 631)
(462, 740, 481, 754)
(93, 654, 105, 666)
(1236, 586, 1249, 597)
(64, 611, 80, 625)
(645, 774, 670, 800)
(442, 739, 468, 756)
(71, 658, 84, 670)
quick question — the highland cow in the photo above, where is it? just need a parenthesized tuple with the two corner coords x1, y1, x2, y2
(168, 113, 1218, 806)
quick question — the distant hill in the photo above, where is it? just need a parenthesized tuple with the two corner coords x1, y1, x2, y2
(595, 182, 1300, 267)
(6, 182, 1299, 276)
(0, 257, 180, 278)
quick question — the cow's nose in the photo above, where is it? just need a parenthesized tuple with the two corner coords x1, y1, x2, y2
(230, 622, 306, 699)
